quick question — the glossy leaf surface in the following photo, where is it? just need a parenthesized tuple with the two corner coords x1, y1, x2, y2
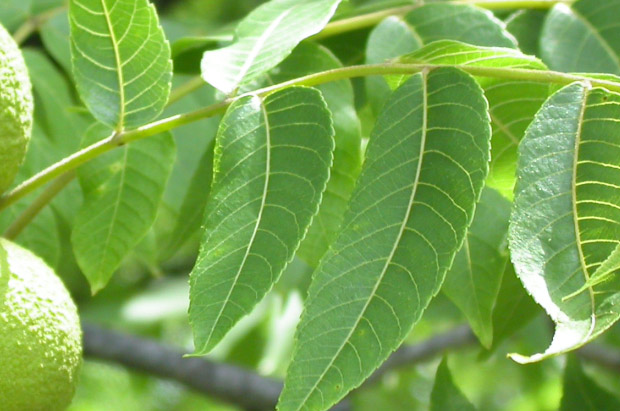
(509, 83, 620, 363)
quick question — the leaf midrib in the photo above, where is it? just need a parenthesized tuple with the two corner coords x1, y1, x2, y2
(296, 72, 429, 410)
(93, 146, 129, 290)
(571, 85, 596, 324)
(201, 96, 271, 352)
(100, 0, 125, 130)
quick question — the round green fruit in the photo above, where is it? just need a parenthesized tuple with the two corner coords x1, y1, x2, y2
(0, 239, 82, 410)
(0, 23, 33, 194)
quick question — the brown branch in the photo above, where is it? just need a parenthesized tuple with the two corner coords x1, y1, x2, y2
(82, 323, 351, 411)
(82, 323, 478, 409)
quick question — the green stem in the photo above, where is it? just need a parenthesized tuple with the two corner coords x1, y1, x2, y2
(12, 6, 66, 45)
(1, 62, 616, 213)
(167, 76, 207, 106)
(3, 171, 76, 239)
(311, 0, 568, 41)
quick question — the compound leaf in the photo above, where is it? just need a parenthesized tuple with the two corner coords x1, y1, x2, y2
(189, 87, 334, 355)
(279, 68, 490, 410)
(509, 83, 620, 363)
(72, 124, 176, 293)
(69, 0, 172, 130)
(201, 0, 341, 94)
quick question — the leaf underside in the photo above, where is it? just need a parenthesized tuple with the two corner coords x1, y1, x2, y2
(70, 0, 172, 130)
(279, 67, 490, 411)
(509, 83, 620, 363)
(72, 124, 176, 293)
(200, 0, 341, 94)
(189, 86, 334, 355)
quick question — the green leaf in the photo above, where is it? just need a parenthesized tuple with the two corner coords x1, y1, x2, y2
(156, 76, 221, 260)
(404, 3, 516, 49)
(561, 355, 620, 410)
(430, 358, 476, 411)
(485, 262, 541, 354)
(541, 0, 620, 74)
(509, 83, 620, 363)
(265, 42, 362, 267)
(442, 187, 511, 348)
(189, 87, 334, 354)
(40, 10, 72, 74)
(279, 68, 490, 410)
(161, 140, 214, 260)
(200, 0, 341, 94)
(0, 0, 31, 32)
(365, 3, 516, 115)
(69, 0, 172, 130)
(72, 124, 176, 293)
(505, 9, 547, 56)
(365, 16, 422, 114)
(391, 40, 550, 198)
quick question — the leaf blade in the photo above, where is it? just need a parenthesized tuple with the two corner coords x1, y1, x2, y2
(72, 125, 176, 293)
(279, 67, 491, 410)
(509, 83, 620, 363)
(69, 0, 172, 130)
(189, 87, 334, 354)
(442, 187, 511, 348)
(430, 358, 476, 411)
(200, 0, 341, 94)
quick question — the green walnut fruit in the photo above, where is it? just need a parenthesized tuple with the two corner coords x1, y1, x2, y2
(0, 239, 82, 410)
(0, 23, 33, 194)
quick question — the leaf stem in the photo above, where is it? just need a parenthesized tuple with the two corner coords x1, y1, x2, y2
(311, 0, 568, 41)
(1, 62, 617, 214)
(3, 170, 76, 239)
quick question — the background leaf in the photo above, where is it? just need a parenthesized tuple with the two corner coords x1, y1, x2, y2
(200, 0, 341, 94)
(279, 68, 490, 410)
(485, 262, 542, 354)
(541, 0, 620, 74)
(442, 187, 511, 348)
(365, 3, 516, 115)
(69, 0, 172, 130)
(72, 125, 176, 293)
(189, 86, 334, 354)
(509, 83, 620, 363)
(264, 42, 362, 267)
(560, 356, 620, 410)
(430, 357, 476, 411)
(41, 10, 72, 75)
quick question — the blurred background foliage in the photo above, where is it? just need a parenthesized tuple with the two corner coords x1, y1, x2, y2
(3, 0, 620, 410)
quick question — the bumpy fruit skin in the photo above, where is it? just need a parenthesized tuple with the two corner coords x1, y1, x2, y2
(0, 23, 33, 194)
(0, 239, 82, 410)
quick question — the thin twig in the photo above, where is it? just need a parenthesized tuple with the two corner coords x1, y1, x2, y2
(13, 6, 67, 45)
(3, 170, 76, 239)
(82, 323, 352, 411)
